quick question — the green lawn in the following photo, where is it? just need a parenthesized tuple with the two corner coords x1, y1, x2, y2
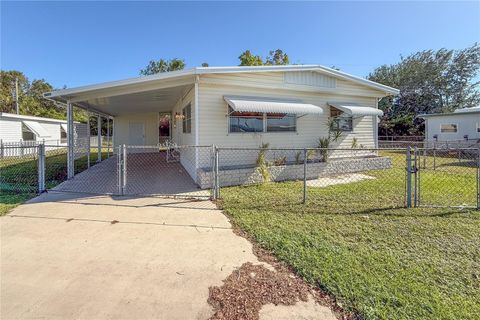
(1, 148, 110, 192)
(219, 151, 479, 320)
(0, 191, 34, 216)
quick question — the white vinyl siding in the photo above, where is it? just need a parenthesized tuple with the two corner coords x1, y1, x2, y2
(197, 75, 378, 168)
(200, 71, 387, 98)
(114, 113, 159, 148)
(0, 119, 23, 142)
(171, 86, 195, 146)
(425, 114, 479, 141)
(284, 71, 336, 88)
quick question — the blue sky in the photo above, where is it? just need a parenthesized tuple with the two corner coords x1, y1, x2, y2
(1, 1, 479, 88)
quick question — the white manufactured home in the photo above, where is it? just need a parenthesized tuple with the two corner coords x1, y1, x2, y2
(419, 106, 480, 143)
(43, 65, 399, 195)
(0, 112, 87, 157)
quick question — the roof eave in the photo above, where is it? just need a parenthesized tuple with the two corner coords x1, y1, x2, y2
(43, 64, 400, 102)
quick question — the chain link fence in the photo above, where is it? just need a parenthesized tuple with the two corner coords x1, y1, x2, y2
(411, 147, 479, 208)
(2, 143, 479, 210)
(214, 146, 479, 211)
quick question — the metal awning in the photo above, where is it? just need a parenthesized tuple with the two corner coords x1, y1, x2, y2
(224, 96, 324, 115)
(22, 121, 51, 138)
(328, 103, 383, 116)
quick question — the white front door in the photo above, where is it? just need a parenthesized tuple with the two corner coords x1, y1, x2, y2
(128, 122, 145, 145)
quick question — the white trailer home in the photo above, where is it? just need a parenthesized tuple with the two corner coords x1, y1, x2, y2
(419, 106, 480, 145)
(0, 112, 87, 157)
(43, 65, 399, 195)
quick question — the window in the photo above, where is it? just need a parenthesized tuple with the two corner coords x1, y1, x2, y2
(229, 107, 264, 133)
(477, 123, 480, 133)
(60, 127, 67, 143)
(330, 107, 353, 132)
(266, 113, 296, 132)
(182, 104, 191, 134)
(440, 124, 457, 133)
(228, 107, 297, 133)
(22, 124, 35, 141)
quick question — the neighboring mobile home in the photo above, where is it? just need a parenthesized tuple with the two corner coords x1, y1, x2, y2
(44, 65, 399, 183)
(419, 106, 480, 143)
(0, 112, 87, 156)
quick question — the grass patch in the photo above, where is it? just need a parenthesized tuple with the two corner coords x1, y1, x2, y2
(1, 148, 110, 192)
(220, 151, 479, 319)
(0, 191, 34, 216)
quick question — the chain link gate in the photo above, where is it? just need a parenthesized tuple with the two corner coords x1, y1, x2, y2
(409, 147, 480, 209)
(116, 145, 214, 199)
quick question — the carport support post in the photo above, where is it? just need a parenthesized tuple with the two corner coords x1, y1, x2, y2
(37, 144, 45, 193)
(97, 114, 102, 163)
(66, 102, 74, 179)
(87, 111, 91, 168)
(107, 117, 110, 158)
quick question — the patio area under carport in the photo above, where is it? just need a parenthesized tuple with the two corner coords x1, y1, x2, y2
(43, 69, 201, 195)
(52, 150, 211, 198)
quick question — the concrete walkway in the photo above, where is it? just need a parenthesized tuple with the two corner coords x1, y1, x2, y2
(0, 193, 336, 320)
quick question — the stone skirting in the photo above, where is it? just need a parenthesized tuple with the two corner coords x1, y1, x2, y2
(196, 156, 392, 189)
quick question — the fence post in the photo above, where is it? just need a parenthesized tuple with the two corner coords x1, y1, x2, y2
(413, 147, 419, 207)
(20, 140, 24, 157)
(0, 139, 3, 158)
(122, 144, 127, 195)
(303, 148, 307, 204)
(214, 146, 220, 200)
(406, 146, 412, 208)
(477, 147, 480, 210)
(37, 144, 45, 193)
(117, 145, 123, 195)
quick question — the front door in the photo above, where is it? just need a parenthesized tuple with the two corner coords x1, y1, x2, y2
(128, 122, 145, 145)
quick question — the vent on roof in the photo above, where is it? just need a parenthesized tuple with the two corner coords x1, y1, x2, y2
(284, 71, 336, 88)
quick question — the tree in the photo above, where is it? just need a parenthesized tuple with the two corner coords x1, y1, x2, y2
(238, 49, 291, 66)
(201, 62, 209, 67)
(265, 49, 289, 65)
(0, 70, 28, 113)
(238, 50, 264, 66)
(139, 58, 185, 75)
(0, 70, 88, 122)
(368, 43, 480, 136)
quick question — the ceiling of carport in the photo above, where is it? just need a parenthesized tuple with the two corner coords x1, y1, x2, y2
(76, 85, 193, 116)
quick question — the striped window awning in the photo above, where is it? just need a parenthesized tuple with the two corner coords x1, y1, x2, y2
(328, 103, 384, 116)
(224, 96, 324, 115)
(22, 121, 51, 138)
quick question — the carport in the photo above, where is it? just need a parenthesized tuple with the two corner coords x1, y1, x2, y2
(43, 70, 205, 197)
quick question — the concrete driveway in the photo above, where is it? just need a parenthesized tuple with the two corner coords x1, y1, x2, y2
(0, 192, 336, 320)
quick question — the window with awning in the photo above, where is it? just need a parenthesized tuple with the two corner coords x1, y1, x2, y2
(225, 96, 324, 116)
(225, 96, 323, 134)
(328, 103, 384, 117)
(22, 121, 51, 138)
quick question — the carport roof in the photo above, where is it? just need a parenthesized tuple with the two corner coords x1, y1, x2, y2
(43, 65, 400, 117)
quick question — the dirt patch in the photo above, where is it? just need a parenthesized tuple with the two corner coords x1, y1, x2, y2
(207, 223, 356, 320)
(208, 262, 309, 320)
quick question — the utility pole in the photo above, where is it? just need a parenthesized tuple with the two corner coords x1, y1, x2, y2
(15, 78, 19, 114)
